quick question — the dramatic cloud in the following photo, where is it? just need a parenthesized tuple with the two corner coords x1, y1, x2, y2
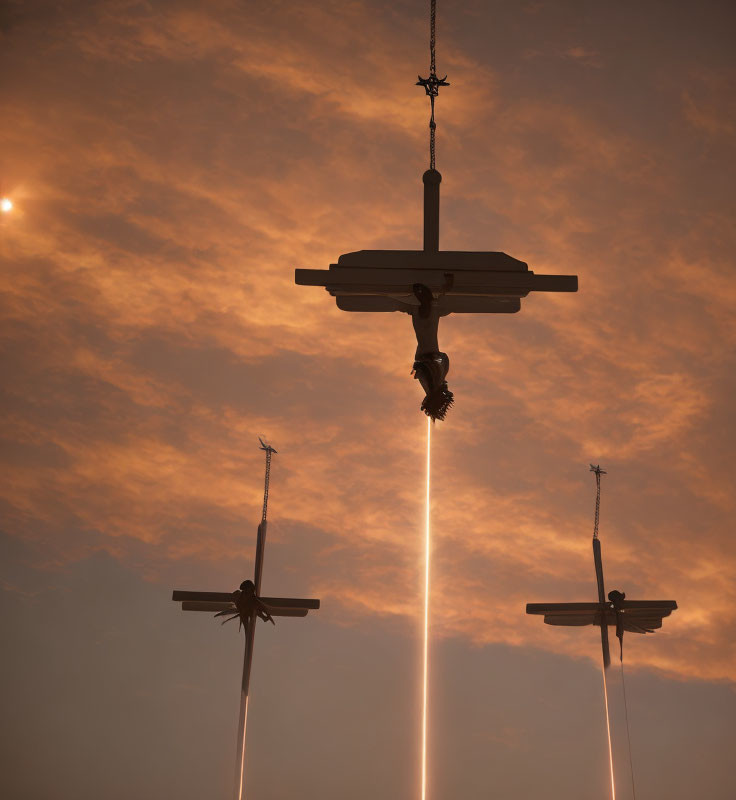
(2, 0, 735, 698)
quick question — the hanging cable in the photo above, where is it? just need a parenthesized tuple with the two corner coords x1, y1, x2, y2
(417, 0, 449, 170)
(619, 659, 638, 800)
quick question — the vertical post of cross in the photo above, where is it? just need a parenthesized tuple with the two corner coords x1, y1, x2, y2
(423, 168, 441, 252)
(234, 439, 277, 800)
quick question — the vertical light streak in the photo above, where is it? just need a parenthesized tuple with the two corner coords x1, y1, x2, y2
(236, 696, 249, 800)
(235, 616, 255, 800)
(421, 417, 432, 800)
(601, 665, 616, 800)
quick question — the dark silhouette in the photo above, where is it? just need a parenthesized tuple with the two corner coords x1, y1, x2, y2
(526, 466, 677, 795)
(172, 439, 319, 800)
(526, 466, 677, 667)
(215, 580, 275, 626)
(173, 578, 318, 630)
(295, 168, 577, 421)
(295, 0, 575, 421)
(411, 282, 453, 419)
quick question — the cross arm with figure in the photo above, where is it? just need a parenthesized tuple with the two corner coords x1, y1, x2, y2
(296, 169, 576, 421)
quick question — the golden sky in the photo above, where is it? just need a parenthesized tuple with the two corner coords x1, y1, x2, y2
(1, 1, 735, 798)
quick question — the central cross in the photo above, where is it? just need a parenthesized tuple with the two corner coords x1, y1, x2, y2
(295, 168, 577, 419)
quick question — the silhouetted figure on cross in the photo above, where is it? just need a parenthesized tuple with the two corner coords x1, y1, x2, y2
(411, 283, 453, 420)
(172, 439, 319, 800)
(296, 169, 577, 422)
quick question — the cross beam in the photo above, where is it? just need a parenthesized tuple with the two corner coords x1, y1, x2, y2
(295, 170, 577, 314)
(173, 590, 320, 617)
(526, 536, 677, 668)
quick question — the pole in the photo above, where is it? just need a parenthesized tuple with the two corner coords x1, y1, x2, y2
(233, 442, 275, 799)
(423, 169, 441, 252)
(593, 538, 611, 669)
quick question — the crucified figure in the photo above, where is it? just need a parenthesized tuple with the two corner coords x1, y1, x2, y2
(409, 283, 453, 421)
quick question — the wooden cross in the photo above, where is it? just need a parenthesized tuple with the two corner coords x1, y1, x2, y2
(526, 534, 677, 668)
(295, 168, 578, 315)
(526, 466, 676, 667)
(172, 441, 319, 800)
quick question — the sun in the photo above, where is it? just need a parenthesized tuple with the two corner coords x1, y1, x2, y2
(0, 198, 12, 213)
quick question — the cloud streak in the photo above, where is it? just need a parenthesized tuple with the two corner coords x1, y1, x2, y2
(1, 0, 735, 685)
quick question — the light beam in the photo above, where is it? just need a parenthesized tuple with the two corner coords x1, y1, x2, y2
(602, 664, 617, 800)
(236, 696, 249, 800)
(421, 417, 431, 800)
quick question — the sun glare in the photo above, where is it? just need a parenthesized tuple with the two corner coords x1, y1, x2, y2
(0, 198, 12, 213)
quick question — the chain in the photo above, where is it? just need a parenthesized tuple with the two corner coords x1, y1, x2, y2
(428, 0, 435, 76)
(259, 439, 277, 522)
(590, 464, 606, 539)
(262, 449, 272, 522)
(430, 98, 436, 170)
(429, 0, 436, 169)
(417, 0, 449, 170)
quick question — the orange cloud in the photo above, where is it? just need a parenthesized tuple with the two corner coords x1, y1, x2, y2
(1, 0, 735, 685)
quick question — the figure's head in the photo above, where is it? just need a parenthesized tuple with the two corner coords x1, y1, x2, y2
(608, 589, 626, 604)
(239, 579, 256, 594)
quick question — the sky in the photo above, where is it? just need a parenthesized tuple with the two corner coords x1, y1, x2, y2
(1, 0, 735, 798)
